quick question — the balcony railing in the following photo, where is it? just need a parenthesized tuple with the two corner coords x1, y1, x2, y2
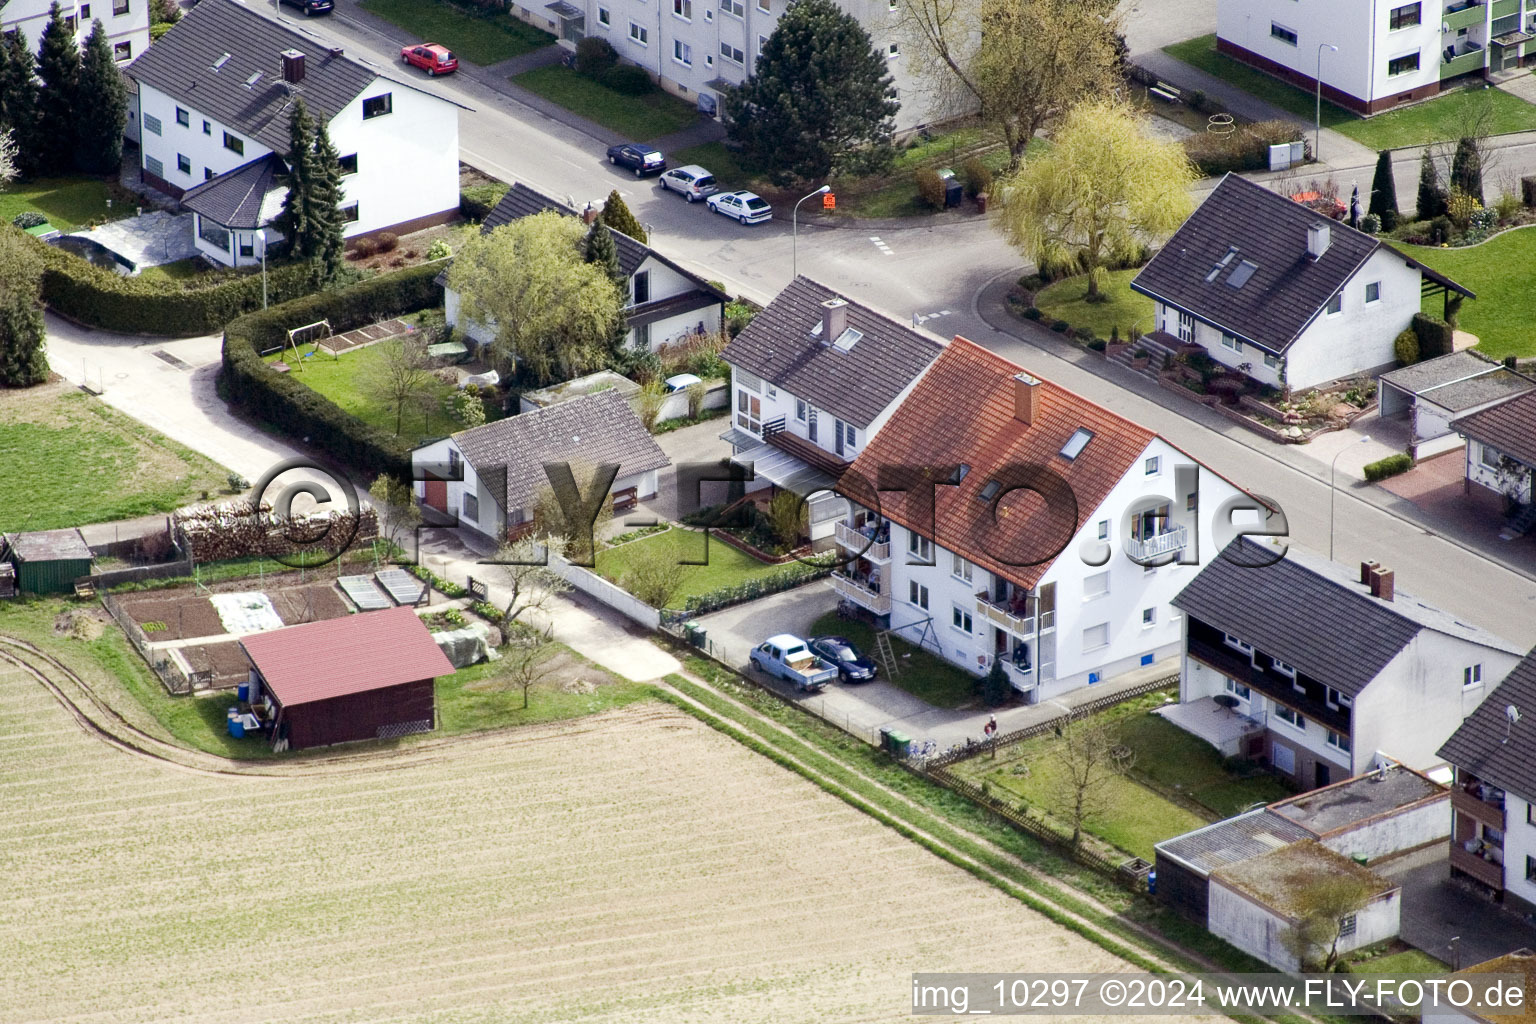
(832, 571, 891, 614)
(1450, 842, 1506, 889)
(1125, 525, 1189, 562)
(1003, 659, 1035, 691)
(976, 592, 1035, 636)
(1443, 1, 1487, 31)
(1443, 48, 1487, 78)
(834, 521, 890, 562)
(1492, 0, 1518, 19)
(1453, 782, 1507, 825)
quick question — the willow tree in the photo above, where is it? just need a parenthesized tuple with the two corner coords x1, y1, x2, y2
(993, 99, 1195, 299)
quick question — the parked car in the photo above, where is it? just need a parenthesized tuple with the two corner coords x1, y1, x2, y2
(401, 44, 458, 76)
(808, 636, 878, 684)
(659, 165, 719, 202)
(749, 635, 839, 692)
(707, 190, 773, 225)
(278, 0, 333, 14)
(607, 143, 666, 177)
(663, 373, 702, 393)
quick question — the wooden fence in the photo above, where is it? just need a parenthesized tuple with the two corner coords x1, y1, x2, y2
(99, 592, 211, 695)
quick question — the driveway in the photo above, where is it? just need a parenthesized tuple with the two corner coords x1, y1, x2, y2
(1396, 860, 1536, 968)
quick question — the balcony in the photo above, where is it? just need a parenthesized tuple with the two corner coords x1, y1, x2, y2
(1443, 47, 1488, 78)
(1443, 1, 1487, 32)
(1125, 525, 1189, 563)
(1450, 841, 1506, 890)
(832, 571, 891, 614)
(1003, 659, 1035, 692)
(976, 592, 1036, 636)
(834, 521, 890, 562)
(1453, 778, 1507, 825)
(1492, 0, 1518, 18)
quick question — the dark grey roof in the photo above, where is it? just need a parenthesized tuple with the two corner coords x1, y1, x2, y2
(626, 289, 720, 328)
(720, 276, 943, 429)
(1381, 350, 1499, 394)
(180, 153, 286, 228)
(1132, 174, 1470, 354)
(1440, 646, 1536, 798)
(1381, 350, 1534, 414)
(1268, 765, 1445, 835)
(1154, 809, 1313, 877)
(5, 529, 92, 562)
(480, 183, 727, 298)
(450, 389, 670, 513)
(128, 0, 458, 154)
(1172, 537, 1520, 696)
(1453, 389, 1536, 467)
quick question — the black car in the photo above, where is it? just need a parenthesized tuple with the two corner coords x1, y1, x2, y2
(606, 143, 666, 177)
(809, 636, 877, 683)
(279, 0, 334, 14)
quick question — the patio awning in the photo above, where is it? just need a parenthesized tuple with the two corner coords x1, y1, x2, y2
(730, 442, 837, 495)
(718, 426, 758, 451)
(1494, 31, 1532, 46)
(545, 1, 583, 16)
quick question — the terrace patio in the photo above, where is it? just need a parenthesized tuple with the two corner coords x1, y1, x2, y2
(1154, 695, 1266, 759)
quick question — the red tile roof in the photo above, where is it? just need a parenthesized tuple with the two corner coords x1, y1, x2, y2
(841, 337, 1156, 590)
(240, 606, 455, 706)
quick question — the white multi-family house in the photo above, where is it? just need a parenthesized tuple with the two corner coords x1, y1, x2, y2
(718, 276, 944, 546)
(1453, 387, 1536, 537)
(1439, 643, 1536, 913)
(554, 0, 942, 130)
(1215, 0, 1531, 115)
(2, 0, 147, 62)
(441, 183, 728, 354)
(832, 336, 1260, 704)
(1170, 537, 1524, 791)
(126, 0, 464, 268)
(1131, 174, 1474, 393)
(409, 389, 670, 548)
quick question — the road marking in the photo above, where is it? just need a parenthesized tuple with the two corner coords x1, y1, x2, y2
(868, 236, 895, 256)
(912, 310, 954, 326)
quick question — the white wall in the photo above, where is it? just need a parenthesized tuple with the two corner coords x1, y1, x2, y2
(326, 77, 459, 238)
(2, 0, 148, 61)
(1501, 791, 1536, 908)
(1208, 878, 1400, 971)
(411, 437, 503, 541)
(731, 365, 872, 462)
(138, 82, 272, 195)
(1465, 440, 1534, 504)
(1286, 249, 1424, 390)
(1318, 795, 1450, 864)
(549, 552, 662, 629)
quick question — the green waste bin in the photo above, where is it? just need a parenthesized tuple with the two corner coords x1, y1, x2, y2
(888, 730, 911, 758)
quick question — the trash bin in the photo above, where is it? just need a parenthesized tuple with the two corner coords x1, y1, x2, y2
(943, 180, 963, 209)
(228, 715, 245, 739)
(1147, 869, 1157, 895)
(879, 727, 893, 752)
(888, 730, 911, 758)
(237, 682, 249, 703)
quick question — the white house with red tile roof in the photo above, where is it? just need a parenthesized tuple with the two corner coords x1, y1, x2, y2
(833, 337, 1262, 702)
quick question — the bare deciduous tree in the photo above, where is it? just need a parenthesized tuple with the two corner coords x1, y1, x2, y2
(493, 536, 572, 625)
(1282, 866, 1377, 971)
(1052, 707, 1134, 852)
(532, 460, 616, 566)
(368, 474, 421, 555)
(361, 336, 435, 435)
(500, 625, 556, 709)
(620, 541, 687, 609)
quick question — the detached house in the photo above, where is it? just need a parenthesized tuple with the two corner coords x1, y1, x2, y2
(1170, 537, 1523, 791)
(719, 276, 944, 545)
(1454, 388, 1536, 536)
(2, 0, 147, 63)
(442, 183, 728, 353)
(410, 389, 669, 548)
(1131, 174, 1473, 393)
(1438, 645, 1536, 912)
(127, 0, 464, 267)
(832, 337, 1258, 703)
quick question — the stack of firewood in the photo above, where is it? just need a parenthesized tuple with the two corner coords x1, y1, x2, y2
(174, 500, 378, 562)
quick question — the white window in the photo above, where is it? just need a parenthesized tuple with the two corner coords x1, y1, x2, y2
(629, 21, 648, 43)
(1224, 633, 1253, 654)
(1225, 678, 1251, 702)
(597, 6, 609, 23)
(1145, 456, 1161, 476)
(757, 0, 768, 10)
(462, 492, 479, 523)
(720, 41, 744, 63)
(113, 39, 131, 60)
(1083, 571, 1109, 600)
(1263, 352, 1280, 369)
(909, 580, 929, 610)
(1096, 519, 1108, 540)
(1082, 623, 1109, 652)
(1142, 607, 1156, 627)
(951, 552, 973, 582)
(1272, 658, 1297, 678)
(673, 0, 691, 17)
(1271, 21, 1298, 45)
(1275, 705, 1304, 730)
(1326, 687, 1352, 708)
(1365, 281, 1381, 304)
(795, 399, 806, 422)
(1272, 743, 1296, 773)
(361, 94, 392, 120)
(952, 605, 973, 633)
(1466, 664, 1483, 687)
(143, 113, 162, 135)
(721, 0, 743, 15)
(1326, 292, 1342, 316)
(1177, 310, 1195, 343)
(1327, 729, 1352, 753)
(1220, 333, 1242, 353)
(1482, 444, 1502, 469)
(673, 40, 691, 64)
(906, 532, 932, 563)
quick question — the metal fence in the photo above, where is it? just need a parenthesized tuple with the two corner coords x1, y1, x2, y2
(100, 592, 211, 695)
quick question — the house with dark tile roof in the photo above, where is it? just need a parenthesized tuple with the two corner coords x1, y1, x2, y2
(409, 389, 670, 547)
(1454, 389, 1536, 538)
(1170, 536, 1522, 792)
(1379, 350, 1535, 460)
(1132, 174, 1472, 393)
(831, 336, 1257, 702)
(1439, 645, 1536, 913)
(127, 0, 465, 267)
(2, 0, 147, 66)
(441, 183, 728, 354)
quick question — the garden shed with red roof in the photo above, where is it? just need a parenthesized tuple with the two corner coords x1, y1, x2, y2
(239, 606, 454, 751)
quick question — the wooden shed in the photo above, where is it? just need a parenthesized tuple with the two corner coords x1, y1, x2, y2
(3, 529, 94, 594)
(239, 606, 454, 751)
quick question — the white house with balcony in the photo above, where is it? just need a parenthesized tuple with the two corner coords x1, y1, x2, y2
(1452, 388, 1536, 537)
(2, 0, 147, 63)
(719, 276, 944, 547)
(1131, 174, 1473, 393)
(830, 336, 1260, 704)
(126, 0, 464, 267)
(1215, 0, 1532, 115)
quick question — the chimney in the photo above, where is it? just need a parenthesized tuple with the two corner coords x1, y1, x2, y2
(820, 298, 848, 344)
(329, 46, 345, 58)
(1012, 371, 1041, 426)
(1359, 560, 1379, 585)
(281, 49, 306, 84)
(1368, 565, 1395, 602)
(1307, 222, 1331, 261)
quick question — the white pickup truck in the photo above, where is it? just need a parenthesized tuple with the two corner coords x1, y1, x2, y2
(749, 634, 839, 692)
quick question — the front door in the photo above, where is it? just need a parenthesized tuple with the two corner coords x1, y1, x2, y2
(1315, 761, 1331, 789)
(424, 478, 447, 512)
(834, 418, 846, 456)
(808, 408, 817, 443)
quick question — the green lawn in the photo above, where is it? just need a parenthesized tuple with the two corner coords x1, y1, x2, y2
(0, 385, 230, 532)
(808, 611, 979, 710)
(594, 527, 821, 608)
(436, 644, 655, 734)
(0, 176, 126, 232)
(269, 340, 469, 447)
(670, 142, 760, 189)
(358, 0, 553, 65)
(1118, 712, 1292, 818)
(1033, 269, 1156, 341)
(1162, 35, 1536, 149)
(1346, 948, 1449, 975)
(1403, 226, 1536, 358)
(513, 66, 699, 140)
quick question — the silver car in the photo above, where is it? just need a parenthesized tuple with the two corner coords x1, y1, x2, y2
(659, 165, 719, 202)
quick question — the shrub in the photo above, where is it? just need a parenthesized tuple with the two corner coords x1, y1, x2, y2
(1495, 191, 1522, 222)
(219, 263, 444, 479)
(1022, 306, 1042, 320)
(459, 182, 510, 221)
(426, 239, 452, 260)
(375, 232, 399, 253)
(1523, 176, 1536, 209)
(1050, 319, 1069, 333)
(1428, 215, 1454, 245)
(1447, 189, 1481, 231)
(11, 211, 47, 229)
(960, 157, 993, 198)
(1359, 213, 1381, 235)
(1393, 329, 1419, 366)
(351, 236, 380, 259)
(575, 36, 618, 77)
(914, 167, 945, 210)
(1364, 453, 1413, 482)
(1088, 338, 1107, 352)
(1187, 89, 1210, 113)
(149, 21, 173, 39)
(601, 64, 654, 95)
(1411, 312, 1454, 359)
(1182, 120, 1302, 177)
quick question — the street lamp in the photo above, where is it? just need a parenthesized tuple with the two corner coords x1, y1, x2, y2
(1329, 434, 1371, 561)
(1316, 43, 1338, 161)
(792, 184, 831, 279)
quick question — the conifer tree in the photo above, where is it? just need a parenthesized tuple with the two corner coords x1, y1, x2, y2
(597, 189, 646, 243)
(1368, 150, 1399, 232)
(1450, 136, 1484, 207)
(0, 32, 41, 177)
(309, 119, 346, 285)
(1416, 150, 1448, 220)
(279, 99, 316, 257)
(34, 2, 81, 174)
(74, 21, 127, 173)
(583, 219, 624, 288)
(0, 227, 48, 387)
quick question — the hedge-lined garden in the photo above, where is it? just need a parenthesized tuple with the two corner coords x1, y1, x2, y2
(220, 262, 447, 478)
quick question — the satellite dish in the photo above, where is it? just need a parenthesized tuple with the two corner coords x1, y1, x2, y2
(1504, 704, 1521, 744)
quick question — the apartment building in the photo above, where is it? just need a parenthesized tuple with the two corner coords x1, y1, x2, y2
(2, 0, 148, 62)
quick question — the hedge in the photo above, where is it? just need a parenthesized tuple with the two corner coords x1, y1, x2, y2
(1363, 453, 1413, 482)
(681, 557, 836, 616)
(1182, 120, 1304, 178)
(1411, 312, 1455, 361)
(11, 225, 321, 337)
(460, 183, 509, 222)
(220, 261, 447, 479)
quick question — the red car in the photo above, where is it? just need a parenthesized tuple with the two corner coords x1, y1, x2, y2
(401, 43, 458, 76)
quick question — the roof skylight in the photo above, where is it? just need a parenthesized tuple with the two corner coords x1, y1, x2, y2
(1205, 246, 1238, 283)
(1227, 260, 1259, 289)
(245, 71, 263, 87)
(212, 52, 232, 70)
(978, 480, 1002, 503)
(832, 328, 863, 352)
(1060, 428, 1094, 460)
